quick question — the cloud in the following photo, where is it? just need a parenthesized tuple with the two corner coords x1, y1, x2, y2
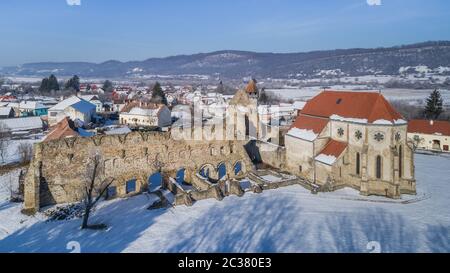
(367, 0, 381, 6)
(66, 0, 81, 6)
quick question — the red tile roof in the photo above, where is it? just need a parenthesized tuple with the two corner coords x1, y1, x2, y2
(43, 117, 78, 142)
(408, 119, 450, 136)
(319, 139, 348, 158)
(290, 114, 329, 134)
(301, 90, 404, 123)
(245, 79, 258, 94)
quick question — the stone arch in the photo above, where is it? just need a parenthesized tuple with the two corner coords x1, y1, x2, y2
(217, 162, 227, 180)
(176, 168, 186, 184)
(148, 172, 163, 192)
(233, 161, 245, 176)
(199, 163, 216, 179)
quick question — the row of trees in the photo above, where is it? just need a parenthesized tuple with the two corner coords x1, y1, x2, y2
(39, 74, 80, 93)
(38, 75, 115, 94)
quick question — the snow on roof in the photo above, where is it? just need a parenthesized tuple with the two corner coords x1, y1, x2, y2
(286, 127, 318, 141)
(49, 96, 81, 111)
(290, 115, 329, 135)
(19, 101, 47, 110)
(315, 154, 337, 165)
(126, 107, 159, 117)
(0, 116, 43, 132)
(43, 117, 78, 142)
(0, 107, 13, 116)
(315, 140, 348, 165)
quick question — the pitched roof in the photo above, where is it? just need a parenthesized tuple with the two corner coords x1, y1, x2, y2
(0, 107, 13, 116)
(43, 117, 79, 142)
(79, 95, 99, 102)
(19, 101, 47, 110)
(301, 90, 404, 123)
(245, 79, 258, 94)
(49, 96, 95, 112)
(408, 119, 450, 136)
(290, 114, 329, 134)
(120, 101, 162, 113)
(315, 139, 348, 165)
(0, 116, 43, 132)
(319, 139, 348, 157)
(68, 100, 96, 113)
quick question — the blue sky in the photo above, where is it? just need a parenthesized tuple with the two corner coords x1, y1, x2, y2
(0, 0, 449, 66)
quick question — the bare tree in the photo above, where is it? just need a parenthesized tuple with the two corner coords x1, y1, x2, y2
(17, 143, 33, 164)
(81, 153, 114, 229)
(411, 135, 425, 151)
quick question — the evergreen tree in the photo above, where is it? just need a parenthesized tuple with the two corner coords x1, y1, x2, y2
(102, 80, 114, 93)
(39, 74, 60, 93)
(65, 75, 80, 92)
(151, 82, 168, 105)
(48, 74, 60, 91)
(258, 88, 269, 105)
(424, 89, 444, 119)
(39, 78, 49, 92)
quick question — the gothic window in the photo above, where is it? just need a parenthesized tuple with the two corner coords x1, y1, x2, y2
(374, 132, 384, 142)
(399, 145, 403, 178)
(337, 128, 344, 137)
(395, 132, 401, 142)
(355, 130, 363, 140)
(356, 153, 360, 175)
(376, 156, 382, 179)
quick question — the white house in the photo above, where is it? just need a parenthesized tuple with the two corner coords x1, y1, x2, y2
(79, 95, 103, 113)
(408, 119, 450, 152)
(0, 116, 44, 134)
(48, 96, 96, 126)
(0, 107, 15, 119)
(119, 102, 171, 128)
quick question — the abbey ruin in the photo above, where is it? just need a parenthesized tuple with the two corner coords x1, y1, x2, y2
(22, 86, 417, 214)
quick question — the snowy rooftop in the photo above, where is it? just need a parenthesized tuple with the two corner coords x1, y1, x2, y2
(19, 101, 47, 110)
(0, 107, 13, 116)
(49, 96, 81, 111)
(0, 116, 43, 132)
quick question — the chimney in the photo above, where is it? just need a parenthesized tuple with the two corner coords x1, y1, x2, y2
(430, 120, 434, 126)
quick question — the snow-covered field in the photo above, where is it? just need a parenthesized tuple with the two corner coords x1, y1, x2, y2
(267, 87, 450, 106)
(0, 153, 449, 253)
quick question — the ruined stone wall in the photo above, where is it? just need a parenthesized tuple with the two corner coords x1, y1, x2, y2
(23, 131, 253, 213)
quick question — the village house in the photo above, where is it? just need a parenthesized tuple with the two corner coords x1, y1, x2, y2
(408, 119, 450, 152)
(43, 117, 79, 142)
(284, 90, 416, 198)
(119, 101, 172, 128)
(0, 116, 44, 135)
(47, 96, 96, 126)
(79, 95, 103, 113)
(18, 101, 48, 117)
(0, 106, 15, 119)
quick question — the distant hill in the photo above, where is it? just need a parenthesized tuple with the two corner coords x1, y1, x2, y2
(2, 41, 450, 79)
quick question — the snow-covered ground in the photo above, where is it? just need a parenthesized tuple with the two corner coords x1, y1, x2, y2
(0, 153, 449, 253)
(0, 137, 41, 165)
(267, 87, 450, 107)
